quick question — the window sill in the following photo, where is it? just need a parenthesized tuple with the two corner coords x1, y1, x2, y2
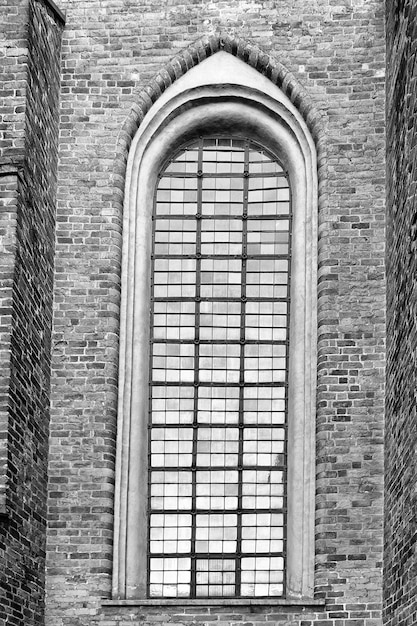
(102, 598, 326, 608)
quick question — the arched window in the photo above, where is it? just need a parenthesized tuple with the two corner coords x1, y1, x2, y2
(113, 51, 317, 602)
(148, 138, 291, 598)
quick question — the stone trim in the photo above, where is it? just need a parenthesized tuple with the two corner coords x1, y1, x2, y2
(114, 33, 326, 179)
(102, 598, 326, 608)
(113, 52, 318, 602)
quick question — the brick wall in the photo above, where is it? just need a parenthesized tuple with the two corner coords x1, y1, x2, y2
(47, 0, 386, 625)
(0, 1, 63, 624)
(385, 2, 417, 625)
(0, 0, 29, 517)
(0, 0, 28, 165)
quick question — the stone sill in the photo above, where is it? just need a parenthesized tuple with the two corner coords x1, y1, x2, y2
(102, 598, 326, 608)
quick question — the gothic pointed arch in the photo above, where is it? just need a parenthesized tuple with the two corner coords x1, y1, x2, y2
(114, 33, 325, 182)
(113, 44, 318, 602)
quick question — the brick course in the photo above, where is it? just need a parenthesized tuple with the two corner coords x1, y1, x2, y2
(385, 1, 417, 625)
(46, 0, 385, 625)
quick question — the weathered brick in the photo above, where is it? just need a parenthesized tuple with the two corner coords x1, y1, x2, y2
(0, 1, 63, 625)
(43, 0, 386, 625)
(0, 0, 393, 624)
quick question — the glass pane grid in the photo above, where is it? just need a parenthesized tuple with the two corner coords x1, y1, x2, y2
(148, 138, 291, 599)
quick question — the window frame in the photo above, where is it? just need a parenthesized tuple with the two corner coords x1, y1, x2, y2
(148, 137, 291, 599)
(113, 51, 318, 602)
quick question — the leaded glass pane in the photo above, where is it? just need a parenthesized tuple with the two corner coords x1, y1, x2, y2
(148, 137, 291, 598)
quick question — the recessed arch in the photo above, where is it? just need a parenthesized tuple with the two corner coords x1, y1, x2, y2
(113, 51, 318, 601)
(114, 34, 325, 178)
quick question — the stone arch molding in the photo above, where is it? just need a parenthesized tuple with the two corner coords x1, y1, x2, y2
(116, 34, 324, 161)
(113, 50, 318, 602)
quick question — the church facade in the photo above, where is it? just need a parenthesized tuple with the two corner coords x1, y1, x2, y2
(0, 0, 414, 625)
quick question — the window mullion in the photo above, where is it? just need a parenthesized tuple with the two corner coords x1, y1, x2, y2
(147, 186, 158, 600)
(190, 139, 204, 598)
(235, 140, 250, 597)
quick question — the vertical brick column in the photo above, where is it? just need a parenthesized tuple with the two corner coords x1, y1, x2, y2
(0, 0, 28, 517)
(0, 1, 64, 624)
(385, 1, 417, 625)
